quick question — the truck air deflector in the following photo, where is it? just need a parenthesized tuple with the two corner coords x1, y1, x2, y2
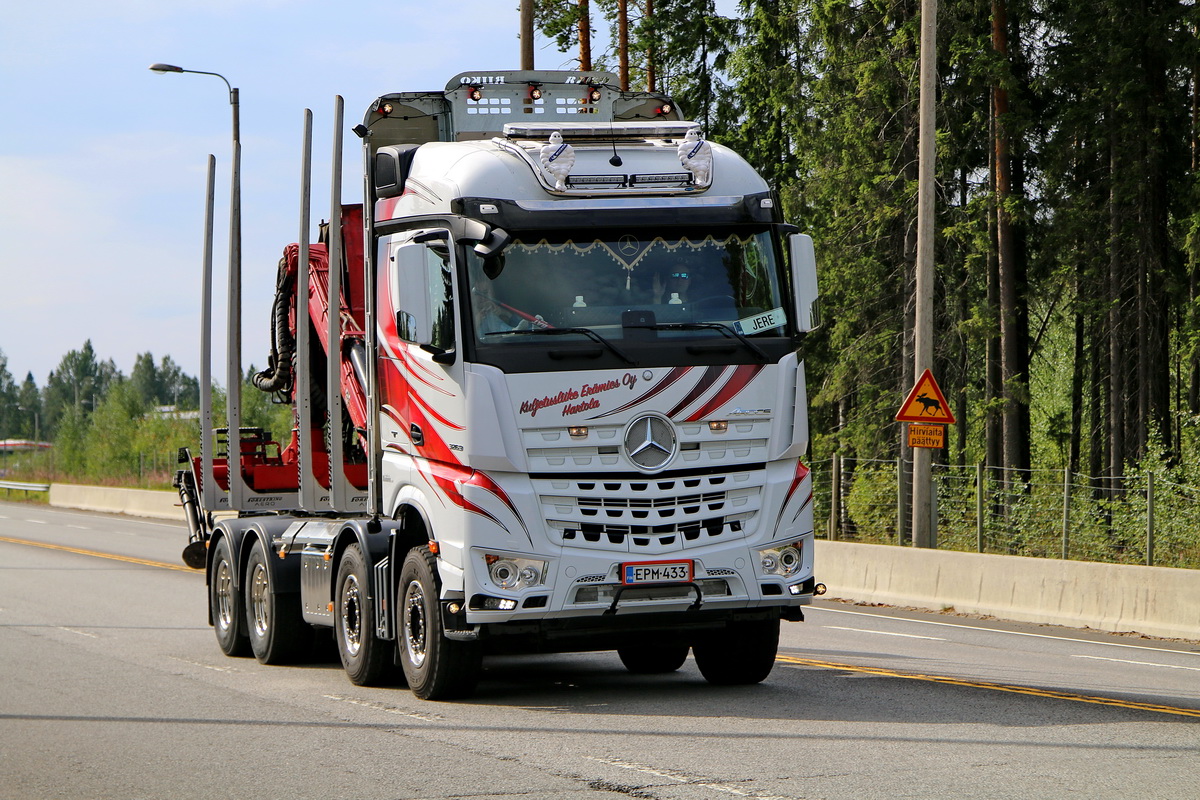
(454, 193, 779, 228)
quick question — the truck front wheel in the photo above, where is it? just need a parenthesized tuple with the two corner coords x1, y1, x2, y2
(245, 539, 311, 664)
(398, 545, 481, 700)
(210, 535, 250, 657)
(335, 543, 392, 685)
(692, 617, 779, 685)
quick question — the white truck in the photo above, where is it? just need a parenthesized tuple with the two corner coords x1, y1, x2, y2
(176, 70, 822, 699)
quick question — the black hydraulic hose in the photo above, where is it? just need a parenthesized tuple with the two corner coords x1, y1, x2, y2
(252, 254, 296, 394)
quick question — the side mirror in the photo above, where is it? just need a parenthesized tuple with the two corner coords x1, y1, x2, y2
(788, 232, 820, 332)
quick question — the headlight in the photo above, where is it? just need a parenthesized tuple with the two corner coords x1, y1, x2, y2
(758, 542, 803, 577)
(483, 553, 547, 589)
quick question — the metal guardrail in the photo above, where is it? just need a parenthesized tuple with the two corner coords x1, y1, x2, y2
(0, 480, 51, 493)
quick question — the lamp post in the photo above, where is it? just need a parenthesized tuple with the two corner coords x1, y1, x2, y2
(16, 406, 39, 443)
(149, 62, 243, 509)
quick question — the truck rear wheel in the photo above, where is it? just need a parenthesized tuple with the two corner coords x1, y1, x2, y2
(398, 545, 481, 700)
(335, 543, 392, 685)
(617, 643, 690, 674)
(692, 617, 779, 685)
(210, 535, 250, 657)
(245, 539, 311, 664)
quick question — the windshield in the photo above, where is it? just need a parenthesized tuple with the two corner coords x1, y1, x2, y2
(466, 228, 790, 346)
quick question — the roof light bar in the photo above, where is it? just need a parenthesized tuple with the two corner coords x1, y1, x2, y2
(566, 174, 627, 188)
(630, 172, 693, 186)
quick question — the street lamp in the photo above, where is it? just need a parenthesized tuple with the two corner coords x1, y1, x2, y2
(16, 406, 39, 443)
(149, 62, 244, 509)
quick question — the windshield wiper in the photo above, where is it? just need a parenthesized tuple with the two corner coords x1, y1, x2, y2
(628, 322, 769, 361)
(488, 326, 635, 364)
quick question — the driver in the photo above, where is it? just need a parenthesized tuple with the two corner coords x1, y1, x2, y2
(666, 264, 693, 304)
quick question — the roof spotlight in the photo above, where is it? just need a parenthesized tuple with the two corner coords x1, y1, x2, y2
(378, 101, 394, 116)
(588, 87, 602, 103)
(467, 86, 483, 102)
(528, 83, 543, 100)
(657, 102, 674, 116)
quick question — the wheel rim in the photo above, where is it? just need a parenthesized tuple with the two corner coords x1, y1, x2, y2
(249, 561, 269, 637)
(215, 557, 235, 632)
(403, 579, 427, 669)
(340, 573, 363, 657)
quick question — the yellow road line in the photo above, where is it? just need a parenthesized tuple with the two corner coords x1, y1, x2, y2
(777, 655, 1200, 718)
(0, 536, 198, 572)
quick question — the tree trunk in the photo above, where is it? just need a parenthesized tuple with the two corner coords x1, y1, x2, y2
(993, 0, 1030, 482)
(617, 0, 630, 90)
(645, 0, 656, 92)
(985, 102, 1003, 478)
(1108, 133, 1126, 497)
(579, 0, 593, 71)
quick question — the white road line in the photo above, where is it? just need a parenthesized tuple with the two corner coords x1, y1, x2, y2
(811, 606, 1200, 657)
(67, 525, 91, 530)
(1071, 654, 1200, 672)
(586, 757, 791, 800)
(323, 694, 442, 722)
(58, 627, 98, 639)
(168, 656, 238, 673)
(824, 625, 944, 641)
(25, 519, 46, 524)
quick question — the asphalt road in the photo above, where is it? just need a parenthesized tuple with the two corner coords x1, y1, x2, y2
(1, 501, 1198, 800)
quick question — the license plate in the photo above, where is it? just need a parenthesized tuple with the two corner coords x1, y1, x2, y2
(622, 560, 693, 585)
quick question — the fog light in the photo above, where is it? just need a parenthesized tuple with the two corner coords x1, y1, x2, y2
(788, 583, 803, 596)
(471, 595, 519, 611)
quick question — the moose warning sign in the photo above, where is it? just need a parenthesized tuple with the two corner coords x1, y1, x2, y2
(896, 369, 956, 424)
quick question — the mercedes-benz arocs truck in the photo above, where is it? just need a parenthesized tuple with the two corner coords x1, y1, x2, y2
(175, 70, 822, 700)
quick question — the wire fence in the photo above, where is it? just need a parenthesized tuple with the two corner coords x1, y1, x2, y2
(815, 458, 1200, 570)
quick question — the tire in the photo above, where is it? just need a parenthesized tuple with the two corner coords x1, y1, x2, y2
(617, 643, 690, 674)
(210, 535, 250, 657)
(398, 546, 482, 700)
(245, 539, 312, 665)
(692, 617, 780, 686)
(335, 543, 392, 686)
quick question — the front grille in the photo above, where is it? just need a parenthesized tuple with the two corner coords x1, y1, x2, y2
(522, 420, 770, 473)
(535, 468, 765, 554)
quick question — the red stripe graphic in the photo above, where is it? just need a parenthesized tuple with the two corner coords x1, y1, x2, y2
(683, 364, 765, 422)
(666, 366, 728, 419)
(775, 461, 813, 532)
(588, 366, 693, 419)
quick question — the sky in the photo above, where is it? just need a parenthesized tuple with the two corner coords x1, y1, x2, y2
(0, 1, 736, 387)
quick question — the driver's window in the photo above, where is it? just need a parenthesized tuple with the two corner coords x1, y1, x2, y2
(393, 236, 455, 351)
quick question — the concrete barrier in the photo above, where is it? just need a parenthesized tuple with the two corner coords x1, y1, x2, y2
(49, 483, 185, 522)
(815, 539, 1200, 641)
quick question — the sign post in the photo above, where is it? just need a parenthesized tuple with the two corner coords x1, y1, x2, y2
(896, 369, 954, 547)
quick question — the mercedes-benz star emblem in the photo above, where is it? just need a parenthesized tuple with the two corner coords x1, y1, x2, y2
(618, 235, 639, 256)
(623, 415, 677, 471)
